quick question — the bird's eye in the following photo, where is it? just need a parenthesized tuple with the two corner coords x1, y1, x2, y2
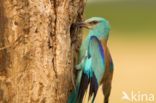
(90, 21, 99, 25)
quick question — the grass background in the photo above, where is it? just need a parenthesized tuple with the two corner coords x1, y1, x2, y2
(83, 0, 156, 103)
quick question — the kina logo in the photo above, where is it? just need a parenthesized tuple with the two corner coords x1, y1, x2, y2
(122, 91, 155, 102)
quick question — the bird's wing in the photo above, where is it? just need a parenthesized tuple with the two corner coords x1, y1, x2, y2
(88, 36, 106, 84)
(82, 36, 106, 102)
(75, 36, 106, 103)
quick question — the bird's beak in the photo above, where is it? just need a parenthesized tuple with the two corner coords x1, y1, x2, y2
(75, 22, 90, 29)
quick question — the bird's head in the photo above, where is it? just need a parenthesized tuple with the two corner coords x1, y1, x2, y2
(76, 17, 111, 40)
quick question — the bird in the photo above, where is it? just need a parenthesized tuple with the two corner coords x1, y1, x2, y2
(68, 17, 114, 103)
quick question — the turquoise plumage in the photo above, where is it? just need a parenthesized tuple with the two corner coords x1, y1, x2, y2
(68, 17, 114, 103)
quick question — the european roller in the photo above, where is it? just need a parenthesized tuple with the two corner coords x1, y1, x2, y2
(68, 17, 114, 103)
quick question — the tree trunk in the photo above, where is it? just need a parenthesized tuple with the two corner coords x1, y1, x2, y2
(0, 0, 85, 103)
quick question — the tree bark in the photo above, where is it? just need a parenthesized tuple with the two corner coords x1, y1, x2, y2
(0, 0, 85, 103)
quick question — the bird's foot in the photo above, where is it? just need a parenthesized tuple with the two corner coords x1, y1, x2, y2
(75, 64, 82, 71)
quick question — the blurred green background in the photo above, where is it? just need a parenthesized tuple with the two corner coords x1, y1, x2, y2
(83, 0, 156, 103)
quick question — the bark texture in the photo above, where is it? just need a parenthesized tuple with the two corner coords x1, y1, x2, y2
(0, 0, 85, 103)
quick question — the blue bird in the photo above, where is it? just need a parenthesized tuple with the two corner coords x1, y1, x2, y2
(68, 17, 114, 103)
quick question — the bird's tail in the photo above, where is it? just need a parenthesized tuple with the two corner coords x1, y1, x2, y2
(77, 72, 98, 103)
(68, 86, 79, 103)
